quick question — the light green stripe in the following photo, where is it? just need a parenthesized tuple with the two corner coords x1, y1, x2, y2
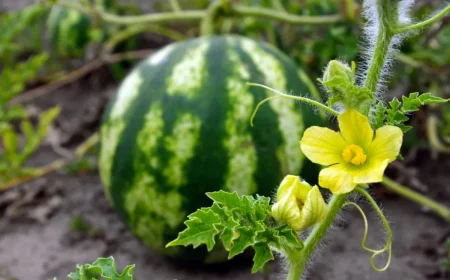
(163, 113, 202, 187)
(136, 102, 164, 169)
(241, 38, 304, 175)
(125, 173, 184, 249)
(166, 42, 209, 98)
(223, 49, 257, 195)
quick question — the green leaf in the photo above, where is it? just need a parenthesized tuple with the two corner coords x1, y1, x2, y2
(206, 191, 241, 210)
(91, 257, 134, 280)
(219, 217, 239, 250)
(166, 209, 221, 251)
(228, 226, 257, 259)
(372, 102, 386, 130)
(169, 191, 298, 273)
(68, 257, 135, 280)
(252, 243, 274, 273)
(379, 93, 449, 133)
(279, 226, 304, 249)
(402, 92, 448, 112)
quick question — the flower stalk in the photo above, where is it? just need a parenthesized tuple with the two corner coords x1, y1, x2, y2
(286, 193, 350, 279)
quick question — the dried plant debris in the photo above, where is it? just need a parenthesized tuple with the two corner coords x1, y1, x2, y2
(0, 178, 62, 223)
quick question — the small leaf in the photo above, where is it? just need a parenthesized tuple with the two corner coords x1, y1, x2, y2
(206, 191, 241, 210)
(372, 102, 386, 129)
(167, 209, 221, 251)
(220, 217, 240, 250)
(228, 226, 256, 259)
(67, 257, 135, 280)
(402, 92, 448, 112)
(279, 226, 304, 249)
(92, 257, 134, 280)
(252, 243, 274, 273)
(254, 195, 270, 220)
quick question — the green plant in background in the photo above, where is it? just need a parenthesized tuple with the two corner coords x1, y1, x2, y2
(54, 256, 135, 280)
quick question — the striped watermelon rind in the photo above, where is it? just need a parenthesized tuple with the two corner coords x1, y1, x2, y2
(46, 0, 116, 57)
(99, 35, 324, 262)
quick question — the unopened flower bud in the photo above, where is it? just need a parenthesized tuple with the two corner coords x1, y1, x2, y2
(271, 175, 328, 232)
(322, 60, 355, 85)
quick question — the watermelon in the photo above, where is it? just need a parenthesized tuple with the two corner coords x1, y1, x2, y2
(99, 35, 324, 262)
(46, 0, 117, 57)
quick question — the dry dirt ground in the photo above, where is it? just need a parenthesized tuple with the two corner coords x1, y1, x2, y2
(0, 71, 448, 280)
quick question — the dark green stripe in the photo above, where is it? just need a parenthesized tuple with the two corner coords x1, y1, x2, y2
(234, 38, 284, 198)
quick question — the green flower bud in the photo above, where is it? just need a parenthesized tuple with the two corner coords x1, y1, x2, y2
(322, 60, 355, 85)
(271, 175, 328, 232)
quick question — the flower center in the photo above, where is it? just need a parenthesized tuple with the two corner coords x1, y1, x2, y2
(342, 144, 367, 165)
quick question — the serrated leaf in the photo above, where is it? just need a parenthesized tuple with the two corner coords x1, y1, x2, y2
(255, 226, 281, 249)
(219, 216, 240, 250)
(228, 226, 256, 259)
(92, 257, 134, 280)
(372, 102, 386, 129)
(252, 243, 274, 273)
(206, 191, 241, 210)
(402, 92, 448, 112)
(68, 257, 135, 280)
(167, 209, 221, 251)
(279, 227, 304, 249)
(389, 98, 401, 111)
(397, 124, 412, 133)
(254, 195, 270, 220)
(240, 196, 256, 221)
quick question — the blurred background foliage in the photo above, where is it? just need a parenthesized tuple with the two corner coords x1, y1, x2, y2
(0, 0, 448, 186)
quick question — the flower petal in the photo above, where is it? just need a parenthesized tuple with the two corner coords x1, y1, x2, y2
(368, 126, 403, 163)
(338, 109, 373, 149)
(300, 126, 347, 166)
(319, 164, 357, 194)
(276, 175, 311, 202)
(352, 159, 389, 184)
(271, 187, 302, 231)
(298, 185, 329, 230)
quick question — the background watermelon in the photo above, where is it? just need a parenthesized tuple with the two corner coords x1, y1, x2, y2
(99, 35, 325, 262)
(46, 0, 137, 58)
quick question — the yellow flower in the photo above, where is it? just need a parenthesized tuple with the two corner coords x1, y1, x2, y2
(272, 175, 328, 232)
(300, 109, 403, 194)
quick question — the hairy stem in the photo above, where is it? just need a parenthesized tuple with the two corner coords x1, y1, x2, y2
(363, 1, 394, 93)
(286, 193, 350, 279)
(382, 176, 450, 221)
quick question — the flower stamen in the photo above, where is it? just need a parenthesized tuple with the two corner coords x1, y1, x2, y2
(342, 144, 367, 165)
